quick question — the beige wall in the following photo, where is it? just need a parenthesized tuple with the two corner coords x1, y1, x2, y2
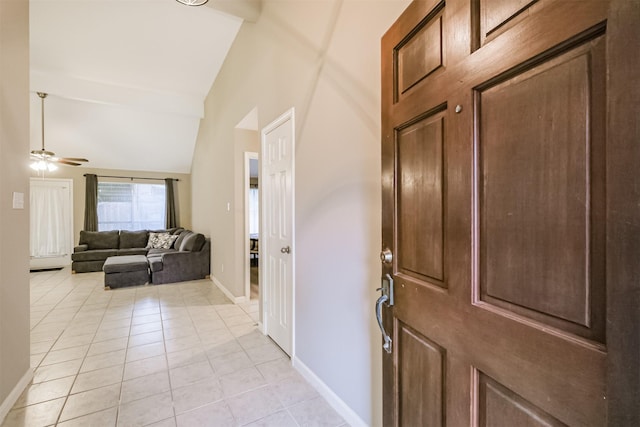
(233, 129, 259, 295)
(191, 1, 409, 424)
(0, 0, 31, 414)
(31, 167, 192, 243)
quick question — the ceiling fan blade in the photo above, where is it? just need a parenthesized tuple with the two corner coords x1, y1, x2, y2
(30, 149, 56, 157)
(33, 93, 90, 167)
(53, 159, 82, 166)
(60, 157, 89, 162)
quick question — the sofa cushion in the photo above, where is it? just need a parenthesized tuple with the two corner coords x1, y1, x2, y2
(147, 248, 177, 256)
(103, 255, 149, 274)
(79, 230, 119, 250)
(180, 232, 205, 252)
(72, 249, 118, 262)
(119, 230, 149, 249)
(117, 248, 148, 257)
(149, 228, 183, 235)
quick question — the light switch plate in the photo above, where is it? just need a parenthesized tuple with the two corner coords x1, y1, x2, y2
(12, 192, 24, 209)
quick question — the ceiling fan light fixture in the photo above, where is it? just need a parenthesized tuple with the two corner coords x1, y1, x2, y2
(30, 160, 57, 172)
(30, 161, 42, 171)
(176, 0, 209, 6)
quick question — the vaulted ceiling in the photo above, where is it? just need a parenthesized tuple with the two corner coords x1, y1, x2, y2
(29, 0, 256, 173)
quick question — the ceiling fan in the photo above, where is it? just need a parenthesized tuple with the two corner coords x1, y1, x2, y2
(30, 92, 89, 171)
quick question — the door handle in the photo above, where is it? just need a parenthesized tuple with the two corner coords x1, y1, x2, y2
(376, 294, 392, 353)
(281, 246, 291, 254)
(376, 273, 394, 353)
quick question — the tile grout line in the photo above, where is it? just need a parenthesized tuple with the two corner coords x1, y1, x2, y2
(110, 285, 139, 427)
(159, 286, 179, 425)
(54, 274, 115, 426)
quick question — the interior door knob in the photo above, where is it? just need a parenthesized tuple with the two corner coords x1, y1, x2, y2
(281, 246, 291, 254)
(380, 248, 393, 264)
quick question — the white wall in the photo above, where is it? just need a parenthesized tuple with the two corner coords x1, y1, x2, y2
(0, 0, 32, 417)
(191, 1, 409, 424)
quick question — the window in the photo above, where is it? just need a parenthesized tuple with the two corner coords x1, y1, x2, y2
(97, 182, 165, 231)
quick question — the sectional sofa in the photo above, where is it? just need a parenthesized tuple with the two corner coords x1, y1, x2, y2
(71, 228, 210, 285)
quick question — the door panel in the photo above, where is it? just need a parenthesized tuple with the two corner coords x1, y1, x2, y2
(397, 323, 445, 426)
(397, 112, 446, 284)
(477, 33, 606, 341)
(380, 0, 626, 425)
(396, 3, 444, 96)
(477, 0, 540, 46)
(477, 372, 565, 427)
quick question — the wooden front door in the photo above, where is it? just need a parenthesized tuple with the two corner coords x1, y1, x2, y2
(380, 0, 639, 425)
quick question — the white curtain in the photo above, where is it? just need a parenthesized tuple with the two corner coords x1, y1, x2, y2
(249, 187, 259, 234)
(30, 183, 71, 258)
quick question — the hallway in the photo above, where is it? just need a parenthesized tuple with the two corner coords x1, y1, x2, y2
(2, 269, 347, 426)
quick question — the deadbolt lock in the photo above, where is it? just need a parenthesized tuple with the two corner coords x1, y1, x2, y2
(380, 248, 393, 264)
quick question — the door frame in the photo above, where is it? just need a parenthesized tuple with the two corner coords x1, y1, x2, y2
(606, 0, 640, 422)
(244, 151, 259, 300)
(260, 107, 296, 357)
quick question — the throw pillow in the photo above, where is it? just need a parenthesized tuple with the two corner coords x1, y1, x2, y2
(146, 232, 178, 249)
(163, 234, 179, 249)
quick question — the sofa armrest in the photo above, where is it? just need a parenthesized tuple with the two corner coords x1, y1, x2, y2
(159, 240, 210, 275)
(160, 248, 208, 269)
(74, 244, 89, 252)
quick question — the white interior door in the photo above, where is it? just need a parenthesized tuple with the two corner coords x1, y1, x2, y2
(29, 178, 74, 270)
(261, 109, 294, 356)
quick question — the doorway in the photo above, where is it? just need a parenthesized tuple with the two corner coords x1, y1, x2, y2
(245, 152, 259, 301)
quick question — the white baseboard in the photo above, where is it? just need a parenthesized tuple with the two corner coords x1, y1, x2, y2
(0, 368, 33, 424)
(210, 275, 247, 304)
(292, 357, 368, 427)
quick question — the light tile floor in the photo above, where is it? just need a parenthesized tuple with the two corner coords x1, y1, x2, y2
(2, 269, 348, 427)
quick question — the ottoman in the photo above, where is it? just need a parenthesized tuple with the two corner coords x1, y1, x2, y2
(103, 255, 149, 289)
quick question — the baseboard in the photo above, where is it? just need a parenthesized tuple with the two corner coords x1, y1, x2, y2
(292, 357, 368, 427)
(0, 368, 33, 424)
(210, 275, 247, 304)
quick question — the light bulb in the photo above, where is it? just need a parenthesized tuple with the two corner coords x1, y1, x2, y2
(176, 0, 209, 5)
